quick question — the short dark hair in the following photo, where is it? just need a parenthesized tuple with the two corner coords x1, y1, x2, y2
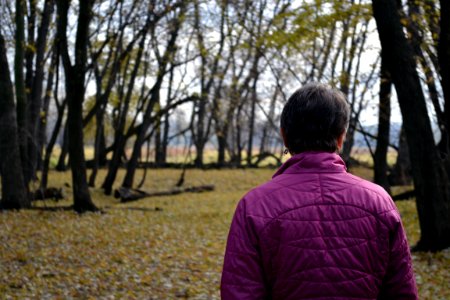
(280, 83, 350, 154)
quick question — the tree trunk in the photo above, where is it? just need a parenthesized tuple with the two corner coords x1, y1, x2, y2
(38, 48, 57, 173)
(154, 106, 165, 166)
(160, 66, 174, 165)
(55, 122, 69, 171)
(217, 133, 227, 166)
(122, 6, 185, 188)
(14, 0, 30, 184)
(372, 0, 450, 251)
(246, 79, 257, 166)
(0, 33, 30, 209)
(40, 51, 60, 190)
(88, 103, 106, 187)
(41, 100, 66, 190)
(107, 31, 149, 191)
(56, 0, 98, 212)
(27, 0, 54, 179)
(389, 127, 412, 186)
(373, 55, 392, 193)
(406, 0, 447, 153)
(440, 0, 450, 151)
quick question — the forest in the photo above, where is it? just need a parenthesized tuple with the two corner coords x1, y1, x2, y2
(0, 0, 449, 298)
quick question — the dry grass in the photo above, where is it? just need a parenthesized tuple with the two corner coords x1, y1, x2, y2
(1, 167, 449, 299)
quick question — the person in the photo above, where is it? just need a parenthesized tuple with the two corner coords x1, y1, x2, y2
(220, 83, 418, 299)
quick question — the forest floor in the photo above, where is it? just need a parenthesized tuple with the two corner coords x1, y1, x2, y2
(1, 168, 449, 299)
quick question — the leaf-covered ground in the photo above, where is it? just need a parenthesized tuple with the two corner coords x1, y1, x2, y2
(1, 168, 449, 299)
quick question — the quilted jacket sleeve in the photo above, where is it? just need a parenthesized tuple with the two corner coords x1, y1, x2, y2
(378, 211, 418, 299)
(221, 198, 268, 300)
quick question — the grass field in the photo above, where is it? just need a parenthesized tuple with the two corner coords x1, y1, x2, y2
(1, 168, 449, 299)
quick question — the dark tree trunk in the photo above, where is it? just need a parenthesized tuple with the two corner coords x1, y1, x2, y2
(341, 121, 356, 164)
(55, 122, 69, 171)
(440, 0, 450, 150)
(246, 79, 258, 166)
(373, 55, 392, 193)
(24, 0, 36, 103)
(101, 59, 133, 194)
(103, 46, 153, 193)
(41, 100, 66, 190)
(160, 65, 174, 166)
(372, 0, 450, 251)
(0, 33, 30, 209)
(122, 6, 185, 188)
(217, 133, 227, 166)
(27, 0, 54, 179)
(406, 0, 447, 153)
(88, 104, 106, 187)
(161, 113, 170, 164)
(389, 127, 412, 186)
(233, 105, 244, 166)
(192, 0, 227, 167)
(154, 108, 164, 166)
(56, 0, 98, 212)
(39, 50, 60, 190)
(102, 136, 126, 195)
(14, 0, 30, 184)
(106, 31, 149, 192)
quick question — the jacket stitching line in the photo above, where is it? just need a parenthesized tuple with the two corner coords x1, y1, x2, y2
(258, 204, 396, 236)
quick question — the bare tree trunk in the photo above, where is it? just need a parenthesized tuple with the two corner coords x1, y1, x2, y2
(0, 33, 30, 209)
(154, 103, 164, 166)
(389, 127, 412, 186)
(373, 0, 450, 251)
(122, 6, 185, 188)
(341, 20, 369, 163)
(88, 103, 106, 187)
(56, 0, 98, 212)
(15, 0, 30, 184)
(55, 122, 69, 171)
(41, 100, 66, 190)
(440, 0, 450, 150)
(27, 0, 54, 179)
(105, 30, 149, 193)
(259, 88, 279, 157)
(406, 0, 447, 153)
(373, 55, 391, 193)
(40, 50, 59, 190)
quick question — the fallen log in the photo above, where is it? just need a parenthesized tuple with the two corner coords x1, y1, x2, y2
(32, 187, 64, 201)
(114, 185, 215, 203)
(392, 189, 415, 201)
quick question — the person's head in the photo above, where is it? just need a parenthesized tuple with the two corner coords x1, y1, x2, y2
(280, 83, 350, 154)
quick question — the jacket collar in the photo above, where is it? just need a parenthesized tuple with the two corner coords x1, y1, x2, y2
(273, 151, 347, 178)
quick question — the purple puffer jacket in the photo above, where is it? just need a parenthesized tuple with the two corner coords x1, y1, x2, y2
(221, 151, 417, 299)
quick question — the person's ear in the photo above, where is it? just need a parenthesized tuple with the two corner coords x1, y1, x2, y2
(280, 128, 288, 148)
(337, 132, 346, 151)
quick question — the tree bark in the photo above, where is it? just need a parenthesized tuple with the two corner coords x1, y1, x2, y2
(55, 122, 69, 171)
(122, 6, 185, 188)
(440, 0, 450, 151)
(56, 0, 98, 212)
(14, 0, 30, 184)
(389, 127, 412, 186)
(373, 55, 392, 193)
(27, 0, 54, 178)
(104, 31, 148, 193)
(0, 33, 30, 209)
(40, 50, 60, 190)
(372, 0, 450, 251)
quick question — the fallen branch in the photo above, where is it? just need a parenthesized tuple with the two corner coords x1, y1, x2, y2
(114, 185, 215, 203)
(32, 187, 64, 201)
(392, 189, 415, 201)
